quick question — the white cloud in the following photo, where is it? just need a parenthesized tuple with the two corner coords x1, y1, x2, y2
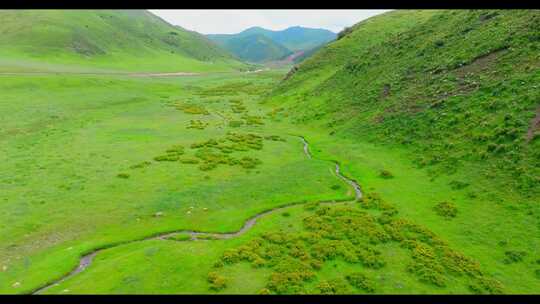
(150, 10, 390, 34)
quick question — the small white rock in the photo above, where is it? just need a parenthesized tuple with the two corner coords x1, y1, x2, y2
(67, 247, 73, 250)
(154, 212, 164, 217)
(2, 265, 7, 271)
(203, 208, 208, 211)
(12, 282, 20, 288)
(63, 289, 70, 293)
(186, 211, 191, 215)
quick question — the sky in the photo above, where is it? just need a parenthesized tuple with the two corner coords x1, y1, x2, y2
(150, 10, 390, 35)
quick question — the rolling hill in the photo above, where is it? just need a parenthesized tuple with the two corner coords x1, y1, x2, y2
(207, 26, 336, 63)
(0, 9, 244, 72)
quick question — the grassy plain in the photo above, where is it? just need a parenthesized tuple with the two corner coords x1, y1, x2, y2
(0, 70, 350, 294)
(1, 67, 535, 294)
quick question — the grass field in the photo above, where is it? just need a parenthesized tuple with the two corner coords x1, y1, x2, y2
(0, 69, 357, 294)
(1, 68, 537, 294)
(0, 9, 538, 295)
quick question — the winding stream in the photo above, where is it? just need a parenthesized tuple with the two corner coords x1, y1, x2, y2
(32, 136, 362, 294)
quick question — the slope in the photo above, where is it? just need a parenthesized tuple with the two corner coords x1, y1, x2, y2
(0, 9, 243, 72)
(263, 9, 540, 293)
(269, 9, 540, 197)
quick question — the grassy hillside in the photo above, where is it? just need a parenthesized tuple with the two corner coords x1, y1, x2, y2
(260, 9, 540, 293)
(207, 26, 336, 63)
(221, 34, 292, 63)
(0, 10, 243, 72)
(270, 9, 540, 197)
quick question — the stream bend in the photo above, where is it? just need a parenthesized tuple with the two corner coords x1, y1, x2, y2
(32, 136, 362, 294)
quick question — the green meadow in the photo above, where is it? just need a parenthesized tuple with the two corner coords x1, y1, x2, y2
(0, 9, 539, 295)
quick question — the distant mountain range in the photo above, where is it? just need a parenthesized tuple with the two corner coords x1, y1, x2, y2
(207, 26, 336, 63)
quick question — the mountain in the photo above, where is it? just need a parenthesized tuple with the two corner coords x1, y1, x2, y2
(219, 34, 292, 63)
(207, 26, 336, 63)
(0, 10, 243, 72)
(268, 9, 540, 196)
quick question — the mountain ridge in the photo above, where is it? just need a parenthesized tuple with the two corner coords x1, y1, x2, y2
(207, 25, 336, 63)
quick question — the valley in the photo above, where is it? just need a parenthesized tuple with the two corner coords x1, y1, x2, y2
(0, 9, 538, 295)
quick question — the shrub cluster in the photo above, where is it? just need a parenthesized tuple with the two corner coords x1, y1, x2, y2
(153, 144, 185, 162)
(264, 135, 286, 142)
(241, 114, 265, 126)
(207, 193, 502, 294)
(317, 278, 351, 294)
(503, 250, 527, 264)
(187, 120, 208, 130)
(345, 272, 376, 293)
(433, 202, 458, 218)
(207, 272, 227, 291)
(174, 102, 210, 115)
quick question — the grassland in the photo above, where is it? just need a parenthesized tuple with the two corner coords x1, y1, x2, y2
(1, 67, 537, 294)
(0, 9, 538, 295)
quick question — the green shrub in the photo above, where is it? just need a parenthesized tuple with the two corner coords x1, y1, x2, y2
(242, 114, 265, 125)
(356, 246, 386, 269)
(433, 202, 458, 218)
(345, 272, 375, 293)
(379, 169, 394, 179)
(238, 156, 262, 169)
(175, 102, 209, 115)
(503, 250, 527, 264)
(165, 145, 185, 155)
(317, 278, 351, 294)
(264, 135, 286, 142)
(187, 120, 208, 130)
(330, 184, 341, 190)
(207, 272, 227, 291)
(129, 161, 151, 169)
(212, 260, 224, 268)
(221, 249, 240, 264)
(407, 258, 446, 287)
(154, 155, 180, 162)
(468, 276, 504, 294)
(449, 180, 470, 190)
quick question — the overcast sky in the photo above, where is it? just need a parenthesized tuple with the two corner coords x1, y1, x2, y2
(150, 10, 390, 34)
